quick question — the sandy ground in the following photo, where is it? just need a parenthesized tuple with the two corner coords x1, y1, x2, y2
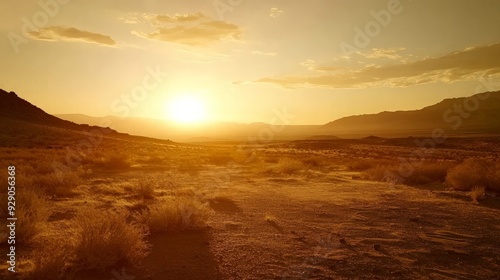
(1, 139, 499, 280)
(66, 164, 500, 280)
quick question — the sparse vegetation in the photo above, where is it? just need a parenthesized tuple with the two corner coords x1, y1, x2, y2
(134, 198, 211, 233)
(2, 129, 500, 279)
(32, 168, 84, 197)
(362, 160, 455, 186)
(470, 186, 485, 203)
(264, 214, 278, 224)
(134, 178, 157, 199)
(92, 153, 132, 170)
(271, 158, 306, 174)
(446, 158, 500, 191)
(16, 188, 51, 244)
(73, 208, 150, 270)
(28, 238, 75, 280)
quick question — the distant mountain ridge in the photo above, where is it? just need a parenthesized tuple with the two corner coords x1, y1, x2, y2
(2, 88, 499, 142)
(322, 91, 500, 136)
(0, 89, 116, 134)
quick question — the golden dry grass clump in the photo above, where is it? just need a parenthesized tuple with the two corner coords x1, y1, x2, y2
(27, 238, 75, 280)
(446, 158, 500, 191)
(134, 197, 211, 233)
(469, 186, 486, 203)
(347, 159, 386, 171)
(91, 152, 132, 170)
(26, 208, 150, 278)
(134, 178, 157, 199)
(73, 208, 150, 271)
(31, 169, 84, 197)
(16, 188, 51, 244)
(271, 158, 306, 174)
(362, 160, 455, 186)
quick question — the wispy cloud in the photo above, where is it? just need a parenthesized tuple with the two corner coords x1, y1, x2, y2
(270, 8, 284, 18)
(27, 26, 116, 46)
(252, 50, 277, 56)
(132, 13, 242, 47)
(356, 48, 406, 61)
(255, 44, 500, 89)
(153, 13, 208, 24)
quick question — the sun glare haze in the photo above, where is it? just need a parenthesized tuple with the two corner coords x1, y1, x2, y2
(167, 94, 207, 123)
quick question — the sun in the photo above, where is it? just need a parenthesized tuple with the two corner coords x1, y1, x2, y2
(167, 95, 206, 123)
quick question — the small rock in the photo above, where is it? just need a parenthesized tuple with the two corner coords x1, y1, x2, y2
(339, 238, 347, 244)
(373, 244, 381, 251)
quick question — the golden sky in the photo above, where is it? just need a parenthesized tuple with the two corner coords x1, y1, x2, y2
(1, 0, 500, 124)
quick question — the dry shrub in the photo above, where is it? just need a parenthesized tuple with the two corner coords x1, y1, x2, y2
(470, 186, 485, 203)
(264, 214, 278, 223)
(170, 187, 197, 197)
(446, 158, 499, 191)
(12, 163, 85, 197)
(16, 188, 51, 244)
(28, 238, 75, 280)
(363, 165, 399, 182)
(93, 153, 131, 170)
(135, 198, 210, 233)
(134, 178, 157, 199)
(272, 158, 305, 174)
(73, 208, 150, 271)
(31, 169, 83, 197)
(301, 156, 327, 168)
(404, 161, 455, 185)
(137, 155, 166, 165)
(363, 160, 455, 186)
(93, 184, 124, 196)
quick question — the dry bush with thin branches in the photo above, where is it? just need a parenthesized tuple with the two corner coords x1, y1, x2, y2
(16, 188, 51, 244)
(134, 178, 157, 199)
(27, 238, 75, 280)
(92, 152, 132, 170)
(134, 197, 211, 233)
(446, 158, 499, 191)
(73, 208, 150, 271)
(31, 169, 84, 197)
(271, 158, 306, 174)
(347, 159, 385, 171)
(362, 160, 455, 186)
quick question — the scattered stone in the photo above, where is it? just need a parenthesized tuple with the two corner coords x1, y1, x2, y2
(339, 238, 347, 244)
(373, 244, 381, 251)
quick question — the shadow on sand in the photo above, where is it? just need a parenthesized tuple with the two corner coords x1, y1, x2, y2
(134, 231, 222, 280)
(73, 231, 222, 280)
